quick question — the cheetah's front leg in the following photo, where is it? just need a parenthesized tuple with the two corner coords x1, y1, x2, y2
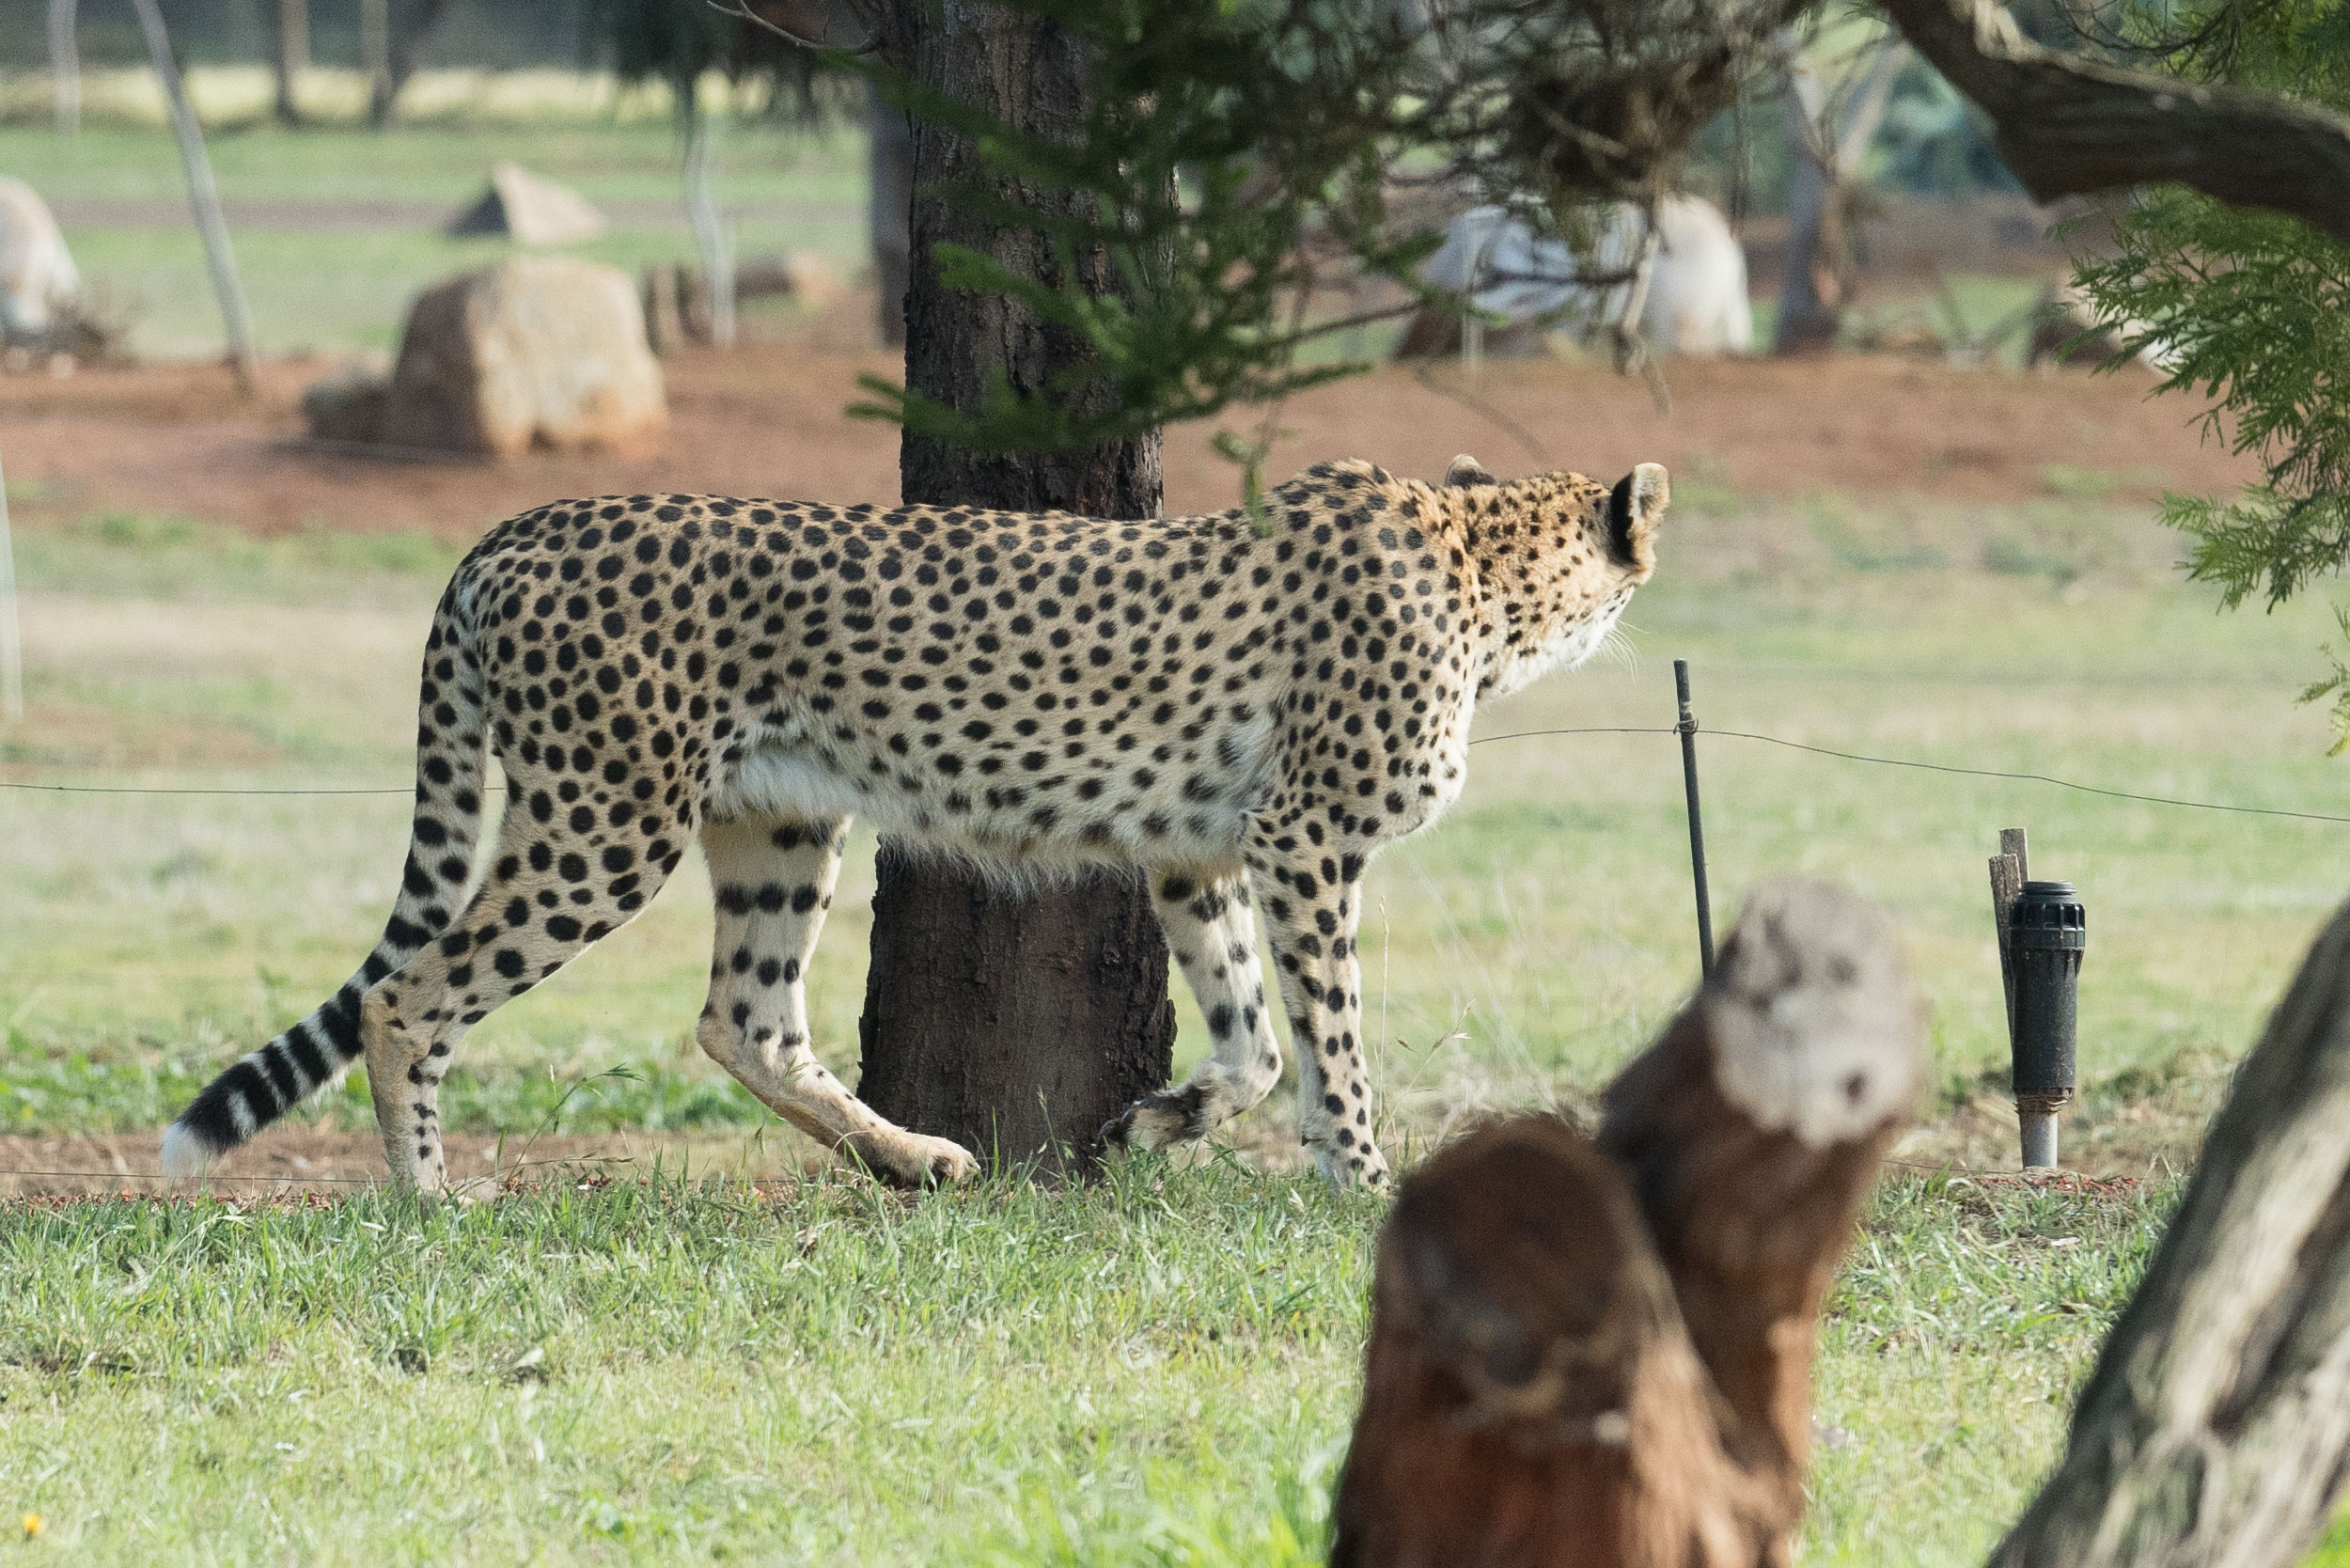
(695, 814, 977, 1185)
(1110, 867, 1285, 1152)
(1247, 846, 1388, 1191)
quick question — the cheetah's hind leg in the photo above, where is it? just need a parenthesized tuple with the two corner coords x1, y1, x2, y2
(1108, 868, 1286, 1157)
(694, 813, 977, 1185)
(360, 795, 680, 1195)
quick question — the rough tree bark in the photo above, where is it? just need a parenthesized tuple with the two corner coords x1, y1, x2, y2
(1988, 894, 2350, 1568)
(1881, 0, 2350, 247)
(868, 79, 913, 349)
(1333, 880, 1926, 1568)
(854, 1, 1174, 1175)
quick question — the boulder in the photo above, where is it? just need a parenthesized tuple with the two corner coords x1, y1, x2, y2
(1398, 194, 1753, 359)
(301, 364, 390, 444)
(445, 162, 607, 247)
(383, 257, 666, 457)
(0, 177, 81, 339)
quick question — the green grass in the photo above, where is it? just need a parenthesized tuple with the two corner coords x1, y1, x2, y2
(7, 493, 2348, 1149)
(6, 481, 2350, 1560)
(0, 1161, 2171, 1566)
(0, 118, 866, 359)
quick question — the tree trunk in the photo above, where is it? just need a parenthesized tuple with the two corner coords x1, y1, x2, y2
(361, 0, 390, 125)
(868, 78, 914, 349)
(130, 0, 257, 392)
(1987, 894, 2350, 1568)
(365, 0, 444, 129)
(1333, 880, 1925, 1568)
(1773, 37, 1898, 356)
(47, 0, 77, 139)
(854, 2, 1173, 1176)
(269, 0, 307, 126)
(1773, 55, 1841, 355)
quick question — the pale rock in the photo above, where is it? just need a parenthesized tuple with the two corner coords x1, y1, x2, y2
(446, 162, 608, 247)
(383, 257, 666, 457)
(0, 177, 80, 338)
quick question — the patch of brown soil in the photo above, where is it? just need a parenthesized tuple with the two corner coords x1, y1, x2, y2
(1893, 1091, 2206, 1183)
(0, 338, 2261, 540)
(0, 701, 284, 773)
(0, 1129, 813, 1199)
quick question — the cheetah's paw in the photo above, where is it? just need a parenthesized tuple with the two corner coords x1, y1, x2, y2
(1104, 1085, 1210, 1152)
(854, 1130, 979, 1188)
(1309, 1141, 1393, 1194)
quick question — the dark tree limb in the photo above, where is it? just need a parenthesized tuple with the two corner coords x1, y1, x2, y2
(1989, 897, 2350, 1568)
(1333, 881, 1925, 1568)
(1880, 0, 2350, 245)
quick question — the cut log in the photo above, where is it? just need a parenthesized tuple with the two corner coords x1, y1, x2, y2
(1333, 880, 1925, 1568)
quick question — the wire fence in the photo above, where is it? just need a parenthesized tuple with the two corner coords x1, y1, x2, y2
(5, 702, 2342, 1192)
(8, 722, 2348, 823)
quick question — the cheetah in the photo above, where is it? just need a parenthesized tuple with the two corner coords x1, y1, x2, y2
(162, 454, 1668, 1193)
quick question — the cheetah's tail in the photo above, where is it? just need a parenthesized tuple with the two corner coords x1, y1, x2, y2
(163, 580, 492, 1177)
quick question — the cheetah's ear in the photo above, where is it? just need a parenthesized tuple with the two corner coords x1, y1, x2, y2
(1605, 463, 1668, 572)
(1442, 454, 1496, 488)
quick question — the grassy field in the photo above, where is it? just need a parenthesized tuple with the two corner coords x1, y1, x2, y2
(1, 103, 2048, 366)
(0, 1158, 2186, 1566)
(6, 471, 2350, 1558)
(6, 102, 2350, 1568)
(0, 116, 866, 361)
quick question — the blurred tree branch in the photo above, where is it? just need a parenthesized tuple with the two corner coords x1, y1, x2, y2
(1879, 0, 2350, 244)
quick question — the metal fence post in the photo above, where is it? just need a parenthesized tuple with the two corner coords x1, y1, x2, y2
(1675, 659, 1716, 979)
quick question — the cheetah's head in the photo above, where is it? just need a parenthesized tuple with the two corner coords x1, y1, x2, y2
(1442, 454, 1669, 700)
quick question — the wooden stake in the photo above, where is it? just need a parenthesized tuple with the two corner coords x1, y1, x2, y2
(129, 0, 258, 391)
(0, 447, 22, 724)
(1989, 825, 2028, 1043)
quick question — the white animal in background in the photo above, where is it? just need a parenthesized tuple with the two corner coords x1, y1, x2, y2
(0, 178, 81, 339)
(1420, 194, 1753, 356)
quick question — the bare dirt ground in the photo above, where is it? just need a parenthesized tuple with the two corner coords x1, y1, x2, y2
(3, 1101, 2191, 1200)
(0, 332, 2260, 537)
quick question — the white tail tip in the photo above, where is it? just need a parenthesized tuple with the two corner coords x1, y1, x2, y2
(159, 1122, 215, 1179)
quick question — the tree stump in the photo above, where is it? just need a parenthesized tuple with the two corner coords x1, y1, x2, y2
(1333, 879, 1926, 1568)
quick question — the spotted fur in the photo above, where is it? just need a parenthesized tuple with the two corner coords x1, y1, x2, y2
(162, 455, 1668, 1192)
